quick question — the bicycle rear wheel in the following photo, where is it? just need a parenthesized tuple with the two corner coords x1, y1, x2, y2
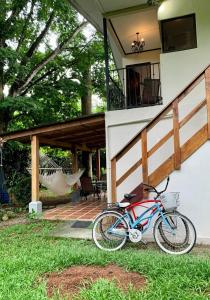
(154, 212, 196, 255)
(92, 211, 128, 251)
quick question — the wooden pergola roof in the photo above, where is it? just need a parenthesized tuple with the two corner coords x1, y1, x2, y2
(0, 113, 105, 151)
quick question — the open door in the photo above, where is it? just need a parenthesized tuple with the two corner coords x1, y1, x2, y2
(126, 62, 151, 108)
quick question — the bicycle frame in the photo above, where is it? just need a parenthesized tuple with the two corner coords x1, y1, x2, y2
(108, 199, 175, 237)
(125, 200, 163, 233)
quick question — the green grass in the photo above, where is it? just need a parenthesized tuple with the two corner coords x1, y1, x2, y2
(0, 221, 210, 300)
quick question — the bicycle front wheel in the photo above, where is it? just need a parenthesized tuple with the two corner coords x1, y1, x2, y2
(154, 212, 196, 255)
(92, 211, 128, 251)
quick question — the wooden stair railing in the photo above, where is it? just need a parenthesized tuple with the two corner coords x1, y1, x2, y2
(111, 64, 210, 202)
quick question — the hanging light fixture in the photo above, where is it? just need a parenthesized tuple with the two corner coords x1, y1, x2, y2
(131, 32, 145, 53)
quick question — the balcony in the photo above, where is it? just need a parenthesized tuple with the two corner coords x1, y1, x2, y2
(108, 62, 162, 111)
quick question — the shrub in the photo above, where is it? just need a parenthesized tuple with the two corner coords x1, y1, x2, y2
(3, 142, 31, 206)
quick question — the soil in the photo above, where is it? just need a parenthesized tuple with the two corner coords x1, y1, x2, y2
(0, 214, 28, 228)
(46, 264, 147, 299)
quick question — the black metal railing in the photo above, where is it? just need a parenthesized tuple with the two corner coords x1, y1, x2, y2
(108, 75, 126, 110)
(108, 62, 162, 111)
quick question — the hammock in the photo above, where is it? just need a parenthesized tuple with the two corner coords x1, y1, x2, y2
(28, 153, 84, 196)
(39, 169, 84, 196)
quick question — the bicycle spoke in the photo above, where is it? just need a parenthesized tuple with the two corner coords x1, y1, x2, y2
(154, 212, 196, 255)
(92, 212, 128, 251)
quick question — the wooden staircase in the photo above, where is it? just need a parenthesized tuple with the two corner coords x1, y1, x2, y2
(111, 65, 210, 202)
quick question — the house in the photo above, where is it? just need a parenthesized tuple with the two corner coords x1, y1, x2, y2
(68, 0, 210, 244)
(1, 0, 210, 244)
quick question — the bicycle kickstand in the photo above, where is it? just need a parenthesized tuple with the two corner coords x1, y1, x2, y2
(141, 239, 147, 245)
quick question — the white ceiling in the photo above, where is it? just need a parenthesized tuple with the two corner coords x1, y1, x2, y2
(68, 0, 160, 69)
(97, 0, 148, 13)
(69, 0, 149, 31)
(110, 8, 161, 54)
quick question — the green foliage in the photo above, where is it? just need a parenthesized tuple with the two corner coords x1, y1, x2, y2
(3, 141, 31, 205)
(74, 33, 106, 99)
(0, 0, 106, 132)
(28, 209, 42, 220)
(0, 1, 106, 205)
(0, 222, 210, 299)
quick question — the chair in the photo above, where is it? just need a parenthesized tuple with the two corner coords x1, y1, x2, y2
(80, 177, 101, 200)
(142, 78, 161, 105)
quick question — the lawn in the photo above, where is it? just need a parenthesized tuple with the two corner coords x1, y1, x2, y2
(0, 221, 210, 300)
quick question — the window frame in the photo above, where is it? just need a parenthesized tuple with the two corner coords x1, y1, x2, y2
(160, 13, 197, 54)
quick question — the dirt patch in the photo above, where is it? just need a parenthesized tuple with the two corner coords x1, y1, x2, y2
(46, 264, 146, 299)
(0, 214, 28, 228)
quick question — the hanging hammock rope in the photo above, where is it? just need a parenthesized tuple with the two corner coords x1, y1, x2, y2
(28, 153, 84, 196)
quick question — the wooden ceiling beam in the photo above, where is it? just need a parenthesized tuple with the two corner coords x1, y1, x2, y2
(39, 138, 93, 152)
(52, 128, 105, 141)
(57, 134, 105, 143)
(1, 115, 105, 142)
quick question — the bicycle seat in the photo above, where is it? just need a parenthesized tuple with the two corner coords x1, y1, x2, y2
(124, 193, 136, 200)
(118, 202, 130, 208)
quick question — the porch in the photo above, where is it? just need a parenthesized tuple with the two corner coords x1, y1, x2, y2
(0, 113, 106, 215)
(43, 196, 107, 221)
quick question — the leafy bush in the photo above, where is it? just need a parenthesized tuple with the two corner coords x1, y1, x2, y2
(3, 141, 31, 206)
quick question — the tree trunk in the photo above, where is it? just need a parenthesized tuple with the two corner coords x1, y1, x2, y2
(81, 65, 92, 176)
(81, 66, 92, 115)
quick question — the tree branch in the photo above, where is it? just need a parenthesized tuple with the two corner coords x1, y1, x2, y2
(20, 68, 57, 95)
(22, 10, 55, 61)
(4, 1, 28, 31)
(16, 0, 36, 52)
(17, 21, 88, 94)
(20, 33, 94, 95)
(9, 10, 55, 97)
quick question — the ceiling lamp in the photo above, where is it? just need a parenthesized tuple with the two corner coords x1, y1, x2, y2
(131, 32, 145, 53)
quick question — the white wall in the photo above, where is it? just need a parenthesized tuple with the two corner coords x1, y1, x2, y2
(156, 141, 210, 244)
(105, 0, 210, 242)
(106, 78, 206, 198)
(158, 0, 210, 102)
(122, 49, 160, 67)
(132, 141, 210, 244)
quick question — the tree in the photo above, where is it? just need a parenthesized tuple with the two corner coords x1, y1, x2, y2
(0, 1, 106, 205)
(74, 34, 106, 116)
(72, 34, 106, 175)
(0, 0, 88, 133)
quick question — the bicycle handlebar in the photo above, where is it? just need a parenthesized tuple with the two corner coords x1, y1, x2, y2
(143, 176, 170, 197)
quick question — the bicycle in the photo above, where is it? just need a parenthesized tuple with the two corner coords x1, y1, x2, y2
(92, 177, 197, 255)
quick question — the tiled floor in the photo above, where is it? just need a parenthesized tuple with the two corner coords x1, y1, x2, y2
(43, 197, 107, 221)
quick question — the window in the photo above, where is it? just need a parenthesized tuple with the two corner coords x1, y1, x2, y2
(161, 14, 197, 53)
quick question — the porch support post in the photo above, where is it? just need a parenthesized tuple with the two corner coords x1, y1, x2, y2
(88, 153, 93, 178)
(29, 135, 42, 213)
(103, 17, 110, 110)
(71, 148, 79, 190)
(96, 149, 101, 180)
(71, 148, 78, 173)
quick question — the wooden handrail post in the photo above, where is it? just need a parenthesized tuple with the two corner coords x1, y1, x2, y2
(205, 67, 210, 139)
(141, 129, 148, 184)
(111, 158, 117, 202)
(173, 99, 181, 170)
